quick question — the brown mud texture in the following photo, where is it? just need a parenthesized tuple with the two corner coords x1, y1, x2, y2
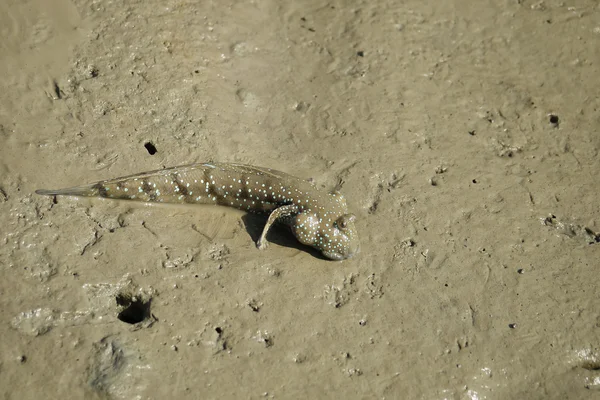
(1, 0, 599, 399)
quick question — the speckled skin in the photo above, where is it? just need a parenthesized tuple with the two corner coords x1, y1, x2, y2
(36, 162, 360, 260)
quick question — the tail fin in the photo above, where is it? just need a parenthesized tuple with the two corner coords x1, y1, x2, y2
(35, 184, 99, 197)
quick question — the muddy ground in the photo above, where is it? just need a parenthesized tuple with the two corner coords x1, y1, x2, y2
(1, 0, 599, 399)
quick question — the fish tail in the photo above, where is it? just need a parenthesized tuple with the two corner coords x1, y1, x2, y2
(35, 184, 100, 197)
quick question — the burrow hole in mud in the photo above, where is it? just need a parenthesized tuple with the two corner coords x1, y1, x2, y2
(144, 142, 157, 155)
(115, 293, 152, 324)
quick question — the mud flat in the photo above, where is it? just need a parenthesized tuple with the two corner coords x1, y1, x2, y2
(1, 0, 599, 398)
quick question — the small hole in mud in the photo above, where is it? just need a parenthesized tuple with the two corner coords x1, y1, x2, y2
(215, 327, 223, 334)
(508, 323, 517, 329)
(549, 114, 559, 125)
(116, 294, 151, 324)
(144, 142, 157, 155)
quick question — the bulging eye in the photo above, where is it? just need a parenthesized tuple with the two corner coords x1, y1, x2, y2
(336, 214, 356, 231)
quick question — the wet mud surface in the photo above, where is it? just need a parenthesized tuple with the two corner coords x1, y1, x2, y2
(1, 0, 599, 398)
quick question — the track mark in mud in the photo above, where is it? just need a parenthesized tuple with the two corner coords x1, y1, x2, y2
(327, 160, 359, 193)
(235, 88, 260, 108)
(364, 273, 384, 299)
(87, 338, 127, 394)
(542, 214, 600, 245)
(367, 172, 404, 214)
(253, 330, 274, 348)
(79, 210, 131, 255)
(324, 273, 357, 308)
(456, 337, 470, 351)
(52, 80, 62, 99)
(429, 164, 448, 187)
(87, 336, 148, 397)
(247, 298, 261, 312)
(581, 362, 600, 371)
(490, 138, 523, 158)
(212, 327, 229, 352)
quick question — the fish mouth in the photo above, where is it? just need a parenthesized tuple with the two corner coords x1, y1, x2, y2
(324, 243, 360, 261)
(344, 242, 361, 259)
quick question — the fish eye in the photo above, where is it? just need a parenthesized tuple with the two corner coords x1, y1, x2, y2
(335, 214, 356, 231)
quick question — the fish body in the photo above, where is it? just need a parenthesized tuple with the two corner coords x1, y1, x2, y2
(36, 162, 359, 260)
